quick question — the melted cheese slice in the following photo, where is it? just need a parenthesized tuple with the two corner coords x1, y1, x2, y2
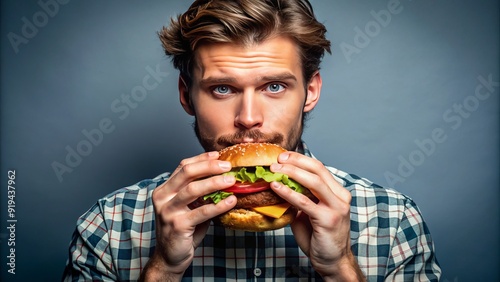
(252, 203, 291, 218)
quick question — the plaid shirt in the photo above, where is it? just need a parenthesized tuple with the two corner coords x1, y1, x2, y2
(63, 142, 441, 281)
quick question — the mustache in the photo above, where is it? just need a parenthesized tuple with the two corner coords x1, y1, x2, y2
(216, 130, 284, 146)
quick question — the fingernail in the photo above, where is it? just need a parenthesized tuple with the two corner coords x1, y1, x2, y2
(279, 152, 289, 161)
(271, 163, 282, 171)
(225, 195, 235, 204)
(219, 161, 231, 170)
(271, 182, 281, 189)
(208, 151, 219, 157)
(223, 175, 235, 183)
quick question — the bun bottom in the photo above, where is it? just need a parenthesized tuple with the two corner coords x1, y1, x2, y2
(215, 207, 297, 232)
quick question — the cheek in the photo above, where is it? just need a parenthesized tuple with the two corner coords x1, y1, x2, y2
(267, 99, 304, 126)
(195, 103, 232, 133)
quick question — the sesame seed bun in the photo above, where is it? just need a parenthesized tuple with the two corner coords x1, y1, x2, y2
(218, 142, 287, 167)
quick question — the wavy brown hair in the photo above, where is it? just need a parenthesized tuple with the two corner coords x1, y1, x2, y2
(158, 0, 331, 85)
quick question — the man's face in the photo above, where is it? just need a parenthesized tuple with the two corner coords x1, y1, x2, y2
(180, 36, 321, 152)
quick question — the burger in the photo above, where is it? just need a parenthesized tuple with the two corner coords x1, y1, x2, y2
(196, 142, 313, 232)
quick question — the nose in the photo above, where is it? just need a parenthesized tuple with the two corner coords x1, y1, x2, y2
(234, 90, 264, 130)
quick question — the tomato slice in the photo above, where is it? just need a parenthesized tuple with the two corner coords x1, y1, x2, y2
(223, 181, 270, 194)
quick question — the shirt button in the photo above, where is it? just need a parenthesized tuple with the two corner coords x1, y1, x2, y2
(253, 268, 262, 276)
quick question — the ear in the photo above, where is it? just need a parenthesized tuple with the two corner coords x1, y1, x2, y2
(179, 75, 195, 116)
(303, 71, 322, 113)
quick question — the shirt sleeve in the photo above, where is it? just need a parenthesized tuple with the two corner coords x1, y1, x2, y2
(385, 198, 442, 281)
(62, 202, 117, 282)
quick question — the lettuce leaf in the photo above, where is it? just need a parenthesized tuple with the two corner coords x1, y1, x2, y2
(204, 166, 304, 204)
(203, 191, 233, 203)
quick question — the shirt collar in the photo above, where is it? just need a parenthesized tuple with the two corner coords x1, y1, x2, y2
(297, 140, 312, 157)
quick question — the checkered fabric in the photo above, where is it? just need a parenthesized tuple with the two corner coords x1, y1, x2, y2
(63, 142, 441, 281)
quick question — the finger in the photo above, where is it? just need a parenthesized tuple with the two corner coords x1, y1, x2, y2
(170, 151, 221, 177)
(173, 174, 236, 208)
(152, 159, 233, 211)
(269, 181, 321, 215)
(154, 151, 222, 199)
(270, 181, 350, 227)
(172, 159, 232, 191)
(192, 220, 211, 247)
(275, 152, 351, 202)
(160, 195, 236, 231)
(270, 161, 337, 207)
(158, 156, 232, 199)
(188, 195, 236, 226)
(290, 211, 312, 255)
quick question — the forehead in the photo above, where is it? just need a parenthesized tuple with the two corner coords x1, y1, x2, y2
(192, 36, 302, 81)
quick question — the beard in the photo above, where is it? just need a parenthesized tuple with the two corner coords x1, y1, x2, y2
(192, 112, 309, 152)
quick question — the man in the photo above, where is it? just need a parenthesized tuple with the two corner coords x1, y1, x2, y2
(63, 0, 441, 281)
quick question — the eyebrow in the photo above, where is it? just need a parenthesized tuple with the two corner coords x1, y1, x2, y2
(258, 72, 297, 82)
(199, 77, 237, 88)
(199, 72, 297, 87)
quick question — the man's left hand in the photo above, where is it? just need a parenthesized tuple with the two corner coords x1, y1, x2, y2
(270, 151, 365, 281)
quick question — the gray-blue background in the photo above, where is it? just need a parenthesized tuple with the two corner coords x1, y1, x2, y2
(1, 0, 498, 281)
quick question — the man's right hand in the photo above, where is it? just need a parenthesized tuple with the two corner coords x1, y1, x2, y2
(139, 151, 237, 281)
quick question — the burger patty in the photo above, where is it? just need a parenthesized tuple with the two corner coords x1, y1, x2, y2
(191, 190, 283, 209)
(234, 190, 284, 208)
(233, 188, 316, 208)
(191, 187, 316, 209)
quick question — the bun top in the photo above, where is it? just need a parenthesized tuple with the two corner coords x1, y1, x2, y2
(219, 143, 287, 167)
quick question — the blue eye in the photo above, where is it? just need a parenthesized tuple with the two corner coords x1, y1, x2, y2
(213, 85, 232, 95)
(266, 83, 285, 93)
